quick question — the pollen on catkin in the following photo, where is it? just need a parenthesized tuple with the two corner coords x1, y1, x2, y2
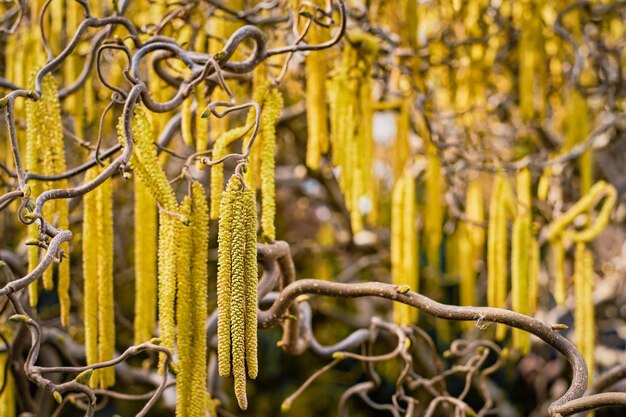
(217, 175, 258, 410)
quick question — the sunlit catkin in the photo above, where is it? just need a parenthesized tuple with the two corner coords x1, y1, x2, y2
(511, 168, 532, 353)
(574, 242, 595, 382)
(82, 166, 115, 388)
(82, 168, 99, 386)
(391, 170, 418, 326)
(133, 178, 157, 344)
(175, 197, 194, 417)
(260, 87, 284, 242)
(96, 171, 115, 388)
(190, 181, 210, 416)
(305, 0, 329, 170)
(118, 107, 177, 211)
(217, 175, 258, 410)
(157, 209, 178, 373)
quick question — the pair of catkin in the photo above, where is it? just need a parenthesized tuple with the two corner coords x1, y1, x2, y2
(217, 175, 258, 410)
(24, 73, 71, 325)
(390, 169, 419, 326)
(82, 166, 115, 389)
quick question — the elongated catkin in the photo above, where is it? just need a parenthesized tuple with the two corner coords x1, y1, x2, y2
(391, 170, 418, 326)
(190, 182, 210, 417)
(217, 175, 258, 410)
(260, 87, 284, 242)
(175, 197, 194, 417)
(133, 179, 157, 344)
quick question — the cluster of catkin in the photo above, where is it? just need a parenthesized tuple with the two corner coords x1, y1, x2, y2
(217, 175, 258, 410)
(118, 108, 210, 415)
(24, 73, 71, 324)
(328, 32, 378, 233)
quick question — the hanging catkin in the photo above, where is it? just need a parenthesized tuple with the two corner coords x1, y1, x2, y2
(175, 197, 194, 417)
(25, 73, 70, 316)
(305, 0, 330, 170)
(82, 166, 115, 388)
(487, 174, 515, 340)
(133, 178, 157, 344)
(259, 86, 284, 242)
(391, 169, 419, 326)
(0, 352, 15, 416)
(217, 174, 258, 410)
(459, 178, 485, 309)
(190, 181, 210, 416)
(574, 243, 595, 382)
(511, 168, 532, 353)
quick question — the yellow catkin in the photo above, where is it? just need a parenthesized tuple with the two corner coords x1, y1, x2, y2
(402, 171, 418, 323)
(209, 126, 251, 220)
(0, 352, 15, 416)
(528, 236, 539, 315)
(458, 222, 474, 308)
(133, 178, 157, 344)
(487, 174, 511, 340)
(242, 78, 270, 191)
(157, 210, 179, 372)
(181, 97, 194, 146)
(574, 243, 595, 383)
(25, 75, 44, 306)
(176, 197, 194, 417)
(217, 178, 235, 377)
(229, 179, 248, 410)
(424, 142, 444, 278)
(190, 182, 210, 417)
(459, 178, 485, 311)
(217, 175, 257, 410)
(118, 108, 177, 211)
(552, 238, 567, 305)
(96, 171, 115, 389)
(82, 167, 100, 386)
(260, 87, 284, 242)
(487, 176, 502, 308)
(305, 0, 330, 170)
(512, 168, 532, 353)
(391, 175, 406, 325)
(391, 170, 418, 326)
(244, 183, 259, 380)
